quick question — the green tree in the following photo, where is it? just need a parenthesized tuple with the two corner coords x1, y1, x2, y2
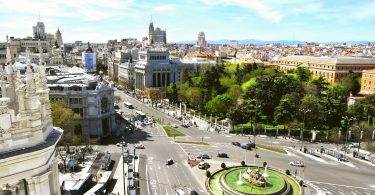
(296, 67, 311, 82)
(310, 77, 329, 98)
(181, 67, 192, 84)
(226, 106, 249, 127)
(322, 85, 348, 128)
(205, 94, 233, 118)
(185, 87, 203, 110)
(343, 70, 361, 96)
(245, 73, 303, 123)
(226, 85, 243, 103)
(300, 95, 324, 129)
(51, 100, 81, 145)
(167, 83, 178, 103)
(274, 92, 301, 129)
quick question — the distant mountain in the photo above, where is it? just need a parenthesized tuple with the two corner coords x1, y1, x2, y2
(174, 39, 374, 45)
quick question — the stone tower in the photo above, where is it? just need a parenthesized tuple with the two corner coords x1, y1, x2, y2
(0, 45, 63, 195)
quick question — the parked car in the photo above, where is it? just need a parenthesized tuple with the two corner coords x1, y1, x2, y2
(289, 161, 304, 167)
(176, 189, 186, 195)
(190, 190, 198, 195)
(134, 143, 144, 149)
(166, 159, 174, 165)
(198, 162, 210, 169)
(116, 141, 126, 147)
(217, 152, 229, 158)
(241, 143, 255, 150)
(171, 124, 178, 128)
(338, 156, 348, 162)
(232, 142, 241, 146)
(196, 154, 210, 159)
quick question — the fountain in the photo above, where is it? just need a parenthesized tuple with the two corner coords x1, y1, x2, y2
(263, 165, 269, 178)
(236, 171, 244, 185)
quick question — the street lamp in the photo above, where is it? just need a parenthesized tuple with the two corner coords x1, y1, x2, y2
(121, 136, 126, 195)
(342, 116, 356, 155)
(299, 108, 311, 151)
(251, 104, 261, 144)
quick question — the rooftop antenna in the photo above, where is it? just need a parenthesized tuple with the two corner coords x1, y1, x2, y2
(38, 11, 41, 22)
(150, 15, 153, 23)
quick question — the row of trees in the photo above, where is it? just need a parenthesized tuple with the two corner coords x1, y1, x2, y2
(167, 63, 374, 148)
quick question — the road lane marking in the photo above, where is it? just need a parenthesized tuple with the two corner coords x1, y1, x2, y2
(308, 181, 375, 191)
(146, 165, 151, 195)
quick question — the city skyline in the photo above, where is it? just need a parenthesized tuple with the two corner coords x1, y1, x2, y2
(1, 0, 375, 43)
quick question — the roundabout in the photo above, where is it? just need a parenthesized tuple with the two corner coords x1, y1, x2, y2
(207, 165, 301, 195)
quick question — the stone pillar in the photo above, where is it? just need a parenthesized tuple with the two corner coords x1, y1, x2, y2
(26, 178, 36, 195)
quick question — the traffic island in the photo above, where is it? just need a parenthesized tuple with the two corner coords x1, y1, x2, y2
(256, 144, 288, 154)
(207, 166, 301, 195)
(175, 141, 210, 146)
(163, 126, 186, 137)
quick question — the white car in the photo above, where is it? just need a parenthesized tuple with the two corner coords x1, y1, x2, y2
(171, 124, 178, 128)
(134, 143, 144, 149)
(198, 162, 210, 169)
(116, 141, 126, 147)
(289, 161, 304, 167)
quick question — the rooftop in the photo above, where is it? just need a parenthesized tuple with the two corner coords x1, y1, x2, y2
(278, 55, 375, 64)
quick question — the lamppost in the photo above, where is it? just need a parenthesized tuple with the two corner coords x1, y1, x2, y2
(299, 108, 311, 151)
(121, 136, 126, 195)
(342, 116, 355, 154)
(251, 104, 261, 144)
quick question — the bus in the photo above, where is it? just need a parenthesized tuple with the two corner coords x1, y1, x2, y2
(63, 173, 92, 195)
(84, 171, 112, 195)
(123, 101, 134, 109)
(134, 111, 146, 121)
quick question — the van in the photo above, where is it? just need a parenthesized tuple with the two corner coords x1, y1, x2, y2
(176, 189, 186, 195)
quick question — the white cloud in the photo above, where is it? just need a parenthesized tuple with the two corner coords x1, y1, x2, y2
(202, 0, 284, 23)
(0, 0, 137, 21)
(153, 4, 177, 12)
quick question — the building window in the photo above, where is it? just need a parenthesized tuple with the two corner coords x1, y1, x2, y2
(69, 98, 82, 104)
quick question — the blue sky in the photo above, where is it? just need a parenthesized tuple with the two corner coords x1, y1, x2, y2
(1, 0, 375, 43)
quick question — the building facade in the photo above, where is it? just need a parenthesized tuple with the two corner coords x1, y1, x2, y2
(134, 48, 181, 91)
(360, 69, 375, 94)
(54, 28, 63, 48)
(0, 47, 62, 195)
(47, 66, 116, 137)
(148, 21, 167, 45)
(277, 55, 375, 83)
(197, 32, 207, 48)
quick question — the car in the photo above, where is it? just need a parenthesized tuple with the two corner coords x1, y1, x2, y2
(241, 143, 255, 150)
(196, 154, 210, 159)
(190, 190, 198, 195)
(176, 189, 186, 195)
(171, 124, 178, 128)
(134, 143, 144, 149)
(289, 161, 304, 167)
(198, 162, 210, 169)
(217, 152, 229, 158)
(116, 141, 126, 147)
(123, 148, 129, 157)
(232, 142, 241, 146)
(165, 159, 174, 165)
(338, 156, 348, 162)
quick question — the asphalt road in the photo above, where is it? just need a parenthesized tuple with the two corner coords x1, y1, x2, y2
(115, 90, 375, 195)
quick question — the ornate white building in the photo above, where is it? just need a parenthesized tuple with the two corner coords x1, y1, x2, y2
(197, 32, 207, 48)
(148, 21, 167, 45)
(0, 45, 63, 195)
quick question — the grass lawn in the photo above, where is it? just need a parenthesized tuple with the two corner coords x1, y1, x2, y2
(224, 168, 286, 194)
(174, 141, 210, 146)
(256, 144, 288, 154)
(163, 126, 185, 137)
(209, 171, 224, 194)
(148, 116, 161, 124)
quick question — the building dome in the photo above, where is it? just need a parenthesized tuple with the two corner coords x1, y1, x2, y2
(86, 42, 93, 53)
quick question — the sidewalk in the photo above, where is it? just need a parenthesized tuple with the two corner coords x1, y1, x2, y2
(111, 153, 140, 195)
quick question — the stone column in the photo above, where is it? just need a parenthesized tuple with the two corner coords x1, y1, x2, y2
(26, 178, 36, 195)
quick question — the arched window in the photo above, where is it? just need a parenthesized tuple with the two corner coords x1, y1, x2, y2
(101, 97, 109, 114)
